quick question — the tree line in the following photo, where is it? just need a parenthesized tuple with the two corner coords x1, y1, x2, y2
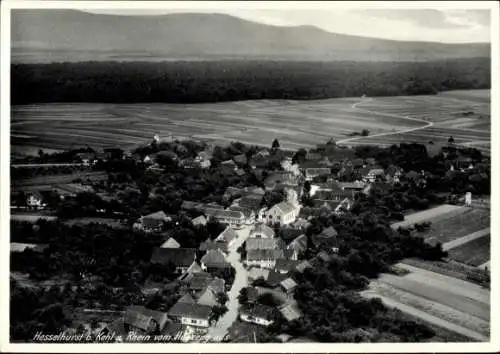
(11, 58, 490, 104)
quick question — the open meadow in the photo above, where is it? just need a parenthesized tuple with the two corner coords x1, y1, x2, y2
(11, 90, 490, 156)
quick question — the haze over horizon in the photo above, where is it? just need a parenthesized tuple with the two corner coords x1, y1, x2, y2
(82, 8, 491, 44)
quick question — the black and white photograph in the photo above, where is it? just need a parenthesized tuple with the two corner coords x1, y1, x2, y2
(1, 1, 498, 351)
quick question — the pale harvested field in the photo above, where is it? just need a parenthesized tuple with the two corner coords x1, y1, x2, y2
(391, 204, 465, 229)
(362, 262, 490, 341)
(11, 91, 489, 154)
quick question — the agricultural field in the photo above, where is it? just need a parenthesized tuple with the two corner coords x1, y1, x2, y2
(447, 235, 491, 267)
(413, 208, 490, 246)
(11, 90, 490, 155)
(11, 171, 107, 189)
(391, 204, 465, 230)
(362, 263, 490, 342)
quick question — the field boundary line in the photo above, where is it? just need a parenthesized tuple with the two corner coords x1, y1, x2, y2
(443, 228, 490, 251)
(478, 261, 490, 270)
(337, 97, 434, 146)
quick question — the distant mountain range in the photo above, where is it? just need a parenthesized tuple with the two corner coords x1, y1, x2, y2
(11, 10, 491, 63)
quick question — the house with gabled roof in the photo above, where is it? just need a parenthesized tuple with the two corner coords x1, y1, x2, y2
(275, 259, 302, 274)
(216, 226, 239, 248)
(291, 218, 312, 230)
(279, 302, 303, 322)
(223, 187, 244, 202)
(311, 227, 339, 253)
(305, 168, 331, 181)
(240, 304, 276, 327)
(178, 292, 197, 304)
(287, 234, 308, 260)
(220, 159, 237, 173)
(141, 211, 171, 232)
(200, 249, 231, 270)
(280, 278, 298, 296)
(250, 223, 275, 238)
(124, 305, 169, 335)
(294, 260, 312, 273)
(233, 154, 248, 166)
(260, 201, 300, 226)
(264, 171, 300, 191)
(227, 205, 255, 224)
(196, 287, 219, 308)
(204, 208, 245, 226)
(246, 249, 285, 269)
(192, 215, 207, 226)
(160, 237, 180, 249)
(246, 238, 285, 253)
(150, 247, 197, 274)
(10, 242, 48, 253)
(199, 239, 228, 254)
(167, 301, 212, 328)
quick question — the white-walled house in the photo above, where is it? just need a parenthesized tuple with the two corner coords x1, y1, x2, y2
(240, 305, 276, 327)
(167, 301, 212, 328)
(260, 202, 299, 226)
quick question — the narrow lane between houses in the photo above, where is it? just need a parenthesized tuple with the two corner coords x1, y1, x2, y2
(206, 226, 251, 341)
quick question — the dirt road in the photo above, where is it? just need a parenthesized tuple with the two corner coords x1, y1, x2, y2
(337, 97, 434, 146)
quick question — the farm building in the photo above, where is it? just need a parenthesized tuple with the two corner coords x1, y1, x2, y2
(160, 237, 180, 249)
(287, 234, 308, 259)
(192, 215, 207, 226)
(246, 238, 284, 251)
(233, 154, 248, 166)
(200, 249, 231, 270)
(275, 259, 302, 274)
(199, 239, 228, 254)
(240, 304, 276, 327)
(167, 301, 212, 328)
(227, 205, 256, 224)
(150, 247, 197, 274)
(291, 218, 311, 230)
(264, 171, 300, 190)
(216, 226, 239, 247)
(311, 227, 339, 253)
(305, 168, 331, 181)
(247, 267, 270, 282)
(280, 278, 298, 296)
(235, 194, 265, 213)
(140, 211, 171, 232)
(223, 187, 245, 202)
(124, 305, 169, 335)
(204, 208, 245, 226)
(246, 249, 285, 269)
(294, 260, 312, 273)
(279, 303, 303, 322)
(250, 223, 275, 238)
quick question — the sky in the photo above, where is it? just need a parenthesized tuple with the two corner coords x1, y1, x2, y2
(84, 8, 492, 43)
